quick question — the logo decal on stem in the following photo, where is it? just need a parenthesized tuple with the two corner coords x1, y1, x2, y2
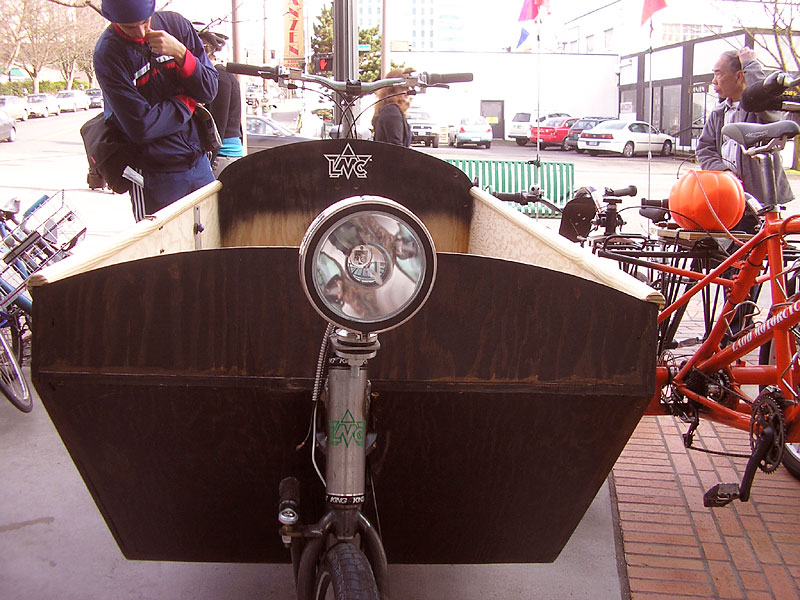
(329, 408, 366, 447)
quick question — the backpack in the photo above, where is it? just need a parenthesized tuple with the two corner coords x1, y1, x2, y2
(80, 113, 138, 194)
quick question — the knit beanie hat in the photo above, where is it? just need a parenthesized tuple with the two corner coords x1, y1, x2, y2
(101, 0, 155, 23)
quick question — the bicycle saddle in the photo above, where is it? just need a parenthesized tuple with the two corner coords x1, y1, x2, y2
(722, 120, 800, 149)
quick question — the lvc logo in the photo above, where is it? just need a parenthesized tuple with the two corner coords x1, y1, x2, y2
(324, 143, 372, 180)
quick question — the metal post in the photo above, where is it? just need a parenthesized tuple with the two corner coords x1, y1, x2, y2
(333, 0, 359, 136)
(381, 0, 388, 78)
(231, 0, 243, 63)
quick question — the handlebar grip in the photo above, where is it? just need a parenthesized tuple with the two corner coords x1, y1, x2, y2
(279, 476, 300, 510)
(225, 62, 281, 80)
(641, 197, 670, 209)
(606, 185, 637, 197)
(494, 192, 522, 203)
(424, 72, 474, 85)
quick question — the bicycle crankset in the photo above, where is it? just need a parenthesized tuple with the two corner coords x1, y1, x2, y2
(750, 391, 786, 473)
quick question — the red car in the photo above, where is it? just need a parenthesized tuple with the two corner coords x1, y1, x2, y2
(530, 117, 579, 150)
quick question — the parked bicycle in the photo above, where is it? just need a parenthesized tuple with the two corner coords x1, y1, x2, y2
(505, 110, 800, 499)
(225, 62, 472, 599)
(0, 191, 85, 412)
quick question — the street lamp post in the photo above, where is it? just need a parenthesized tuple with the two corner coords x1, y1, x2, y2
(333, 0, 359, 134)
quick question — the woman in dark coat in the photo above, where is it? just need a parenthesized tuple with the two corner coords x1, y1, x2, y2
(372, 68, 412, 146)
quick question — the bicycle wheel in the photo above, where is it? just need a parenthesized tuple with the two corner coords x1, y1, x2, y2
(0, 310, 22, 364)
(783, 443, 800, 479)
(0, 323, 31, 412)
(314, 543, 379, 600)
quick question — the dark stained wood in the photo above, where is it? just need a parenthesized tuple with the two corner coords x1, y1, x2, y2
(217, 140, 474, 252)
(32, 248, 657, 564)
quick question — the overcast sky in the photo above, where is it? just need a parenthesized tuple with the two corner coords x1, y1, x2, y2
(155, 0, 616, 57)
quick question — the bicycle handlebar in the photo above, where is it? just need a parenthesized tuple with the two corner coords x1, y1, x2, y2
(225, 62, 473, 98)
(741, 71, 800, 113)
(226, 62, 284, 80)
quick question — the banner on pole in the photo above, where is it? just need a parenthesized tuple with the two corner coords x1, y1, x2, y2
(284, 0, 305, 69)
(641, 0, 667, 25)
(518, 0, 547, 23)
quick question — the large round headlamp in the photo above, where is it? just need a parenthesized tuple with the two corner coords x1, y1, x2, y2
(299, 196, 436, 333)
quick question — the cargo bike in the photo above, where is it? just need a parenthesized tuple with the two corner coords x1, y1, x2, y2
(28, 66, 661, 598)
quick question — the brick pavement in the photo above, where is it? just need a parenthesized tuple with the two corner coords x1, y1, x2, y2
(614, 416, 800, 599)
(612, 293, 800, 599)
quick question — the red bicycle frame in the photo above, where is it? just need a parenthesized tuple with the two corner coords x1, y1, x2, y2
(648, 210, 800, 444)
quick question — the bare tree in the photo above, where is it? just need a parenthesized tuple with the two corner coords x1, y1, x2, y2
(16, 0, 66, 92)
(0, 0, 30, 81)
(53, 4, 105, 87)
(749, 0, 800, 71)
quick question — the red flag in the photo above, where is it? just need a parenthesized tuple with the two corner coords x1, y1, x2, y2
(519, 0, 545, 22)
(641, 0, 667, 24)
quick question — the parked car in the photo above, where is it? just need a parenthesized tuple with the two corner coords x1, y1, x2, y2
(406, 109, 441, 147)
(0, 110, 16, 142)
(245, 115, 311, 152)
(577, 119, 675, 157)
(55, 90, 90, 112)
(448, 116, 493, 148)
(86, 88, 104, 109)
(0, 95, 29, 121)
(530, 116, 579, 150)
(563, 116, 615, 152)
(26, 93, 60, 118)
(508, 110, 571, 146)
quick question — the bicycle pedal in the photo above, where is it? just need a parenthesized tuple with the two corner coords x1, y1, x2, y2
(703, 482, 740, 507)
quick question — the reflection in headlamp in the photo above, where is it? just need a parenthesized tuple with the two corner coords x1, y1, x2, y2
(312, 212, 427, 323)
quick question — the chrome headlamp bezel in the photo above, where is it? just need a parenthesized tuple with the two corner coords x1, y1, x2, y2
(299, 196, 436, 334)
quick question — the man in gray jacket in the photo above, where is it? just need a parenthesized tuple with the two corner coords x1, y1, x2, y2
(696, 47, 793, 231)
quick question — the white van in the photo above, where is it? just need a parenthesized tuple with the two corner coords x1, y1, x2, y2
(508, 110, 570, 146)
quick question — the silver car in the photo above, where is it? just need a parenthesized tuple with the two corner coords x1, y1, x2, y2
(0, 96, 29, 121)
(448, 116, 493, 149)
(0, 110, 16, 142)
(26, 93, 61, 118)
(55, 90, 91, 112)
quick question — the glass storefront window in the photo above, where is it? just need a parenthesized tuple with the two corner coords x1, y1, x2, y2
(662, 85, 680, 136)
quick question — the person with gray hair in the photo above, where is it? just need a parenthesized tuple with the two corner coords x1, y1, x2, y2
(696, 47, 793, 231)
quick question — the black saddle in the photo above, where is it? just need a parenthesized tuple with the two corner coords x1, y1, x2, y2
(722, 120, 800, 149)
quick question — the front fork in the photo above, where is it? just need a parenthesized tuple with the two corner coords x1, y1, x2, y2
(280, 330, 389, 599)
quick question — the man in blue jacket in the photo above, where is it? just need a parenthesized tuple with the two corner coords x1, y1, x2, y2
(94, 0, 219, 220)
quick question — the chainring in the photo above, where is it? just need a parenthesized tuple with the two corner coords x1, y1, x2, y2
(750, 391, 786, 473)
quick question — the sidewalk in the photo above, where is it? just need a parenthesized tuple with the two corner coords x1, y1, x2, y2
(614, 416, 800, 599)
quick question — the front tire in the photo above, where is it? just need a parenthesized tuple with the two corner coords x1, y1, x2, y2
(315, 543, 379, 600)
(0, 320, 31, 413)
(561, 138, 570, 151)
(622, 142, 635, 158)
(6, 127, 16, 143)
(661, 140, 673, 156)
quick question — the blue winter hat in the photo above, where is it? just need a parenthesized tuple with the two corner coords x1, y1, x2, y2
(101, 0, 155, 23)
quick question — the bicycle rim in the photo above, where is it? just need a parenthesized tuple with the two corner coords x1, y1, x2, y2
(0, 328, 31, 412)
